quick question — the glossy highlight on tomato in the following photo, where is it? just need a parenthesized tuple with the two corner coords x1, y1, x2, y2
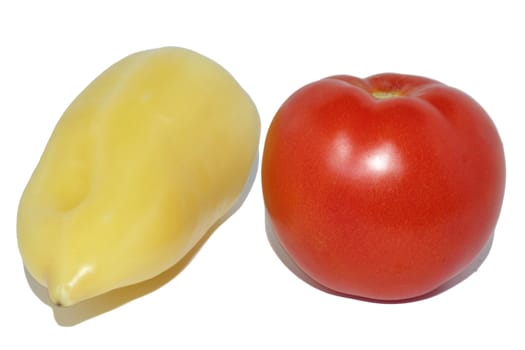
(262, 73, 505, 301)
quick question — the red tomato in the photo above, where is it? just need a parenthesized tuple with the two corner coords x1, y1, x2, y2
(262, 73, 505, 301)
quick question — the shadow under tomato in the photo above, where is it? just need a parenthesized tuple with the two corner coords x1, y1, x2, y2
(265, 212, 495, 304)
(24, 153, 259, 326)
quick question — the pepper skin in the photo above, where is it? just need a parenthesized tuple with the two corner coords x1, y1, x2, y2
(17, 47, 260, 307)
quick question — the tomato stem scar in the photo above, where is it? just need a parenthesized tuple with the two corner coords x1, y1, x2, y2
(372, 91, 403, 100)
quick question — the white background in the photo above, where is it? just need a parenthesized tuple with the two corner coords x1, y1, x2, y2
(1, 0, 524, 348)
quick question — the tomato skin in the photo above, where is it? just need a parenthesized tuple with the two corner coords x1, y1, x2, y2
(262, 73, 505, 301)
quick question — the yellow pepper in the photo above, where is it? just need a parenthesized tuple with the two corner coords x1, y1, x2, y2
(17, 47, 260, 307)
